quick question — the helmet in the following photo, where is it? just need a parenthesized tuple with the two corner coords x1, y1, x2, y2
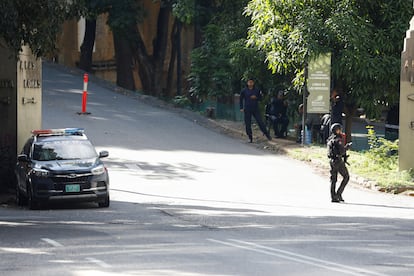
(330, 123, 342, 134)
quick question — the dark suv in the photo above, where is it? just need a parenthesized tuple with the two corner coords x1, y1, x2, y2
(15, 128, 110, 209)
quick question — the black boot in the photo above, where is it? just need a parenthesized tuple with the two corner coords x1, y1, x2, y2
(331, 197, 340, 203)
(330, 183, 337, 203)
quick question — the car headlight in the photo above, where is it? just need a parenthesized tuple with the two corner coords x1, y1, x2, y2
(31, 168, 50, 177)
(91, 165, 105, 176)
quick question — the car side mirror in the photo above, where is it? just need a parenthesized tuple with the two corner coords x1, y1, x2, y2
(99, 151, 109, 158)
(17, 154, 29, 162)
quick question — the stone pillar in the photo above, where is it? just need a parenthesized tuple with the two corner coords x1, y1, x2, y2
(399, 14, 414, 171)
(0, 44, 41, 189)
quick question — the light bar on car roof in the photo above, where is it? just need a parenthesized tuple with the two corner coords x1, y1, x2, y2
(32, 128, 85, 136)
(64, 128, 85, 135)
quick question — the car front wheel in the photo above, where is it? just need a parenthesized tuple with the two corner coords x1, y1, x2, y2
(27, 185, 39, 210)
(98, 195, 110, 208)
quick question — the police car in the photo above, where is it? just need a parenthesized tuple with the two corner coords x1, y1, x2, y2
(15, 128, 110, 209)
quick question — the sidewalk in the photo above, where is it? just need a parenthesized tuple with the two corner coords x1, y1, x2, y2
(205, 119, 300, 152)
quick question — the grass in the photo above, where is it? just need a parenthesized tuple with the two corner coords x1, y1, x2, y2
(349, 150, 414, 192)
(210, 120, 413, 194)
(286, 143, 414, 194)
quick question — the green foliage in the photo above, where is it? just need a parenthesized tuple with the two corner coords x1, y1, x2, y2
(172, 95, 191, 107)
(351, 125, 413, 190)
(288, 140, 414, 192)
(188, 0, 289, 102)
(188, 5, 239, 100)
(365, 125, 399, 170)
(245, 0, 412, 118)
(0, 0, 77, 57)
(172, 0, 196, 24)
(188, 24, 233, 100)
(75, 0, 144, 35)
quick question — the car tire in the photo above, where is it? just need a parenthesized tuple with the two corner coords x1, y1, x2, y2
(15, 184, 26, 206)
(98, 195, 110, 208)
(27, 185, 39, 210)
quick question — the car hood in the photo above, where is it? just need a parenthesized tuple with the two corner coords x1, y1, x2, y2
(35, 158, 99, 172)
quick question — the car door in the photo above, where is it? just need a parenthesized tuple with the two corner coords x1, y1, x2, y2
(17, 138, 33, 194)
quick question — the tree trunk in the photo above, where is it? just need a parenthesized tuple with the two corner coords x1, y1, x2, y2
(344, 103, 357, 143)
(152, 6, 171, 97)
(166, 20, 178, 98)
(134, 31, 154, 94)
(78, 19, 96, 72)
(133, 5, 171, 96)
(113, 31, 135, 91)
(176, 21, 182, 97)
(332, 80, 354, 142)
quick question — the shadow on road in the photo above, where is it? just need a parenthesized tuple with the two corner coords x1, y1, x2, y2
(344, 202, 414, 211)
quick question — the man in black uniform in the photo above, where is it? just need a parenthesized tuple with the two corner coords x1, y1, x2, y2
(330, 89, 344, 125)
(240, 78, 272, 143)
(273, 92, 289, 138)
(266, 92, 289, 138)
(327, 123, 351, 203)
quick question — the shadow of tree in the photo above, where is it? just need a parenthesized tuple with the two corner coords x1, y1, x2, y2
(104, 158, 212, 180)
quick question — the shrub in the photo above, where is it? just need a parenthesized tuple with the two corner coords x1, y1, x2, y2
(173, 95, 191, 108)
(365, 125, 399, 170)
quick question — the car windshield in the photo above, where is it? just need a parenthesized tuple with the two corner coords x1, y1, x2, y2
(32, 140, 98, 161)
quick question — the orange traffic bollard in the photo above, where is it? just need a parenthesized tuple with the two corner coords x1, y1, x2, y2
(78, 73, 91, 115)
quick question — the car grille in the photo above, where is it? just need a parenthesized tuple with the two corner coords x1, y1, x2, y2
(52, 175, 90, 183)
(51, 174, 92, 191)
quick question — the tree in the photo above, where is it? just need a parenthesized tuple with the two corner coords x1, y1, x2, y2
(78, 0, 105, 72)
(93, 0, 184, 95)
(78, 18, 97, 72)
(134, 0, 172, 96)
(187, 0, 287, 107)
(245, 0, 412, 141)
(0, 0, 76, 57)
(105, 0, 143, 91)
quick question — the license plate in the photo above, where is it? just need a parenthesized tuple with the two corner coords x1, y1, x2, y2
(65, 184, 80, 193)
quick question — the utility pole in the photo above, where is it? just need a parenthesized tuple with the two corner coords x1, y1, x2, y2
(302, 57, 309, 146)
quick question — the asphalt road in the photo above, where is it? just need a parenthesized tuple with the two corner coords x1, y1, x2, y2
(0, 63, 413, 275)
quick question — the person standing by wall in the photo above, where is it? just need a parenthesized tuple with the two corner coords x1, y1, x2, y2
(331, 89, 344, 125)
(240, 78, 272, 143)
(273, 92, 289, 138)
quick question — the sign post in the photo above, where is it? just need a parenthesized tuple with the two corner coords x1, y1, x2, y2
(307, 53, 331, 114)
(302, 53, 331, 145)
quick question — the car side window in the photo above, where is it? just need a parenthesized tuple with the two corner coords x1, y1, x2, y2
(22, 138, 34, 157)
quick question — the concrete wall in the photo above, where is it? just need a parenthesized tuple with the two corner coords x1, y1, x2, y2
(399, 20, 414, 171)
(0, 42, 18, 188)
(0, 44, 41, 188)
(17, 46, 42, 152)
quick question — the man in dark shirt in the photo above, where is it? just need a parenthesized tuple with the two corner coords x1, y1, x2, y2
(331, 89, 344, 125)
(327, 123, 351, 203)
(240, 79, 272, 143)
(267, 92, 289, 138)
(274, 92, 289, 138)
